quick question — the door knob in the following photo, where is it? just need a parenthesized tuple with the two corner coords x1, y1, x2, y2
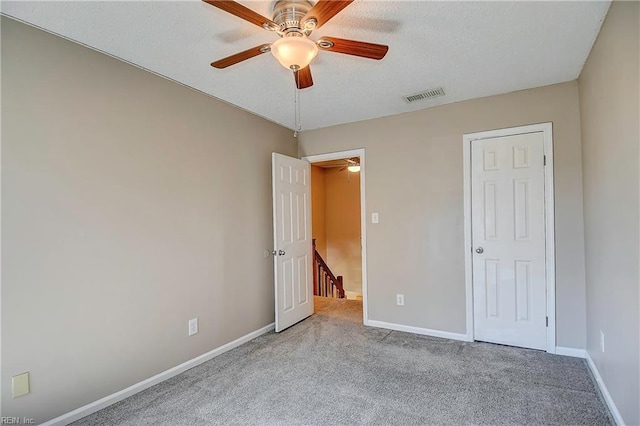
(475, 247, 484, 254)
(278, 250, 286, 256)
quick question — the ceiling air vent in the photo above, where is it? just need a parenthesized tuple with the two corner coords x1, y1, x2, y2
(403, 87, 445, 103)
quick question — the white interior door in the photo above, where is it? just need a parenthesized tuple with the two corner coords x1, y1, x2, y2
(471, 132, 547, 350)
(272, 153, 313, 332)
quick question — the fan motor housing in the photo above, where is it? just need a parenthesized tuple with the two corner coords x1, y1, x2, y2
(272, 0, 315, 33)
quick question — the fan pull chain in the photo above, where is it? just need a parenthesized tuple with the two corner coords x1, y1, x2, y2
(293, 71, 301, 138)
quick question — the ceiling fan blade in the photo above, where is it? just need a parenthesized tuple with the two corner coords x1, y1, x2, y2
(318, 37, 389, 60)
(301, 0, 354, 29)
(211, 44, 270, 68)
(294, 66, 313, 89)
(203, 0, 277, 30)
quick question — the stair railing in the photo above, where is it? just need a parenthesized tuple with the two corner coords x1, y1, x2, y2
(312, 239, 345, 298)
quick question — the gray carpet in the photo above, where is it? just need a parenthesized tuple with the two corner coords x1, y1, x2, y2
(73, 297, 612, 425)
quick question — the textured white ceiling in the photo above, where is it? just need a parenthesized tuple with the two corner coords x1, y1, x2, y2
(1, 1, 610, 131)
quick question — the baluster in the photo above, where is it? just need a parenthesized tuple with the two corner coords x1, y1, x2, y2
(322, 273, 326, 297)
(325, 274, 329, 297)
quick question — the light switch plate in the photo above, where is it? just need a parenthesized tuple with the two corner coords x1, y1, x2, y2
(372, 213, 379, 224)
(189, 318, 199, 336)
(12, 372, 30, 398)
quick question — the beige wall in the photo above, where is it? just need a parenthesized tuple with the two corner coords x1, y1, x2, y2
(299, 81, 586, 347)
(578, 1, 639, 424)
(325, 168, 362, 294)
(1, 17, 295, 422)
(311, 165, 327, 258)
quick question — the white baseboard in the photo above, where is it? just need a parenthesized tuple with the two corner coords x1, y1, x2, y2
(585, 351, 625, 426)
(366, 319, 472, 342)
(41, 323, 275, 426)
(555, 346, 587, 358)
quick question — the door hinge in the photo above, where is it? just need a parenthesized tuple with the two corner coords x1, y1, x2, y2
(543, 155, 546, 166)
(546, 316, 549, 327)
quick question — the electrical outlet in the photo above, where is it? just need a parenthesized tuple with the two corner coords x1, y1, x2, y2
(12, 372, 30, 398)
(396, 294, 405, 306)
(600, 330, 605, 353)
(189, 318, 199, 336)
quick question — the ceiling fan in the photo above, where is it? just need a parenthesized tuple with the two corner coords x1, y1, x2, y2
(314, 157, 360, 171)
(203, 0, 389, 89)
(340, 158, 360, 172)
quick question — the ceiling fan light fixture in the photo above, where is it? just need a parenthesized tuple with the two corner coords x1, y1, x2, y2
(271, 36, 318, 70)
(347, 164, 361, 173)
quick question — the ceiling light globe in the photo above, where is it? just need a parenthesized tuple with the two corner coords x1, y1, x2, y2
(271, 36, 318, 70)
(347, 165, 361, 173)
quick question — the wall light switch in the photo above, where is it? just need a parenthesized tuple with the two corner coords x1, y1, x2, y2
(372, 213, 379, 224)
(189, 318, 199, 336)
(12, 372, 30, 398)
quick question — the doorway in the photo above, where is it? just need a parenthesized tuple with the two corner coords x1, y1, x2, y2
(303, 149, 368, 324)
(463, 123, 556, 353)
